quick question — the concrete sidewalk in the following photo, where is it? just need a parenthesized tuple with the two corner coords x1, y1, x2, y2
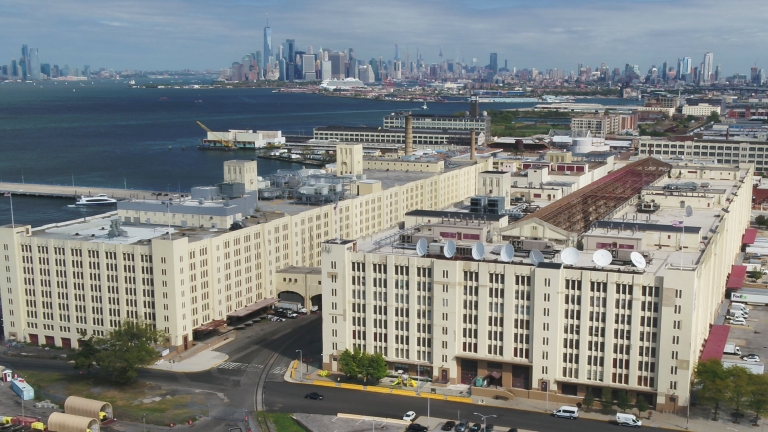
(148, 338, 232, 372)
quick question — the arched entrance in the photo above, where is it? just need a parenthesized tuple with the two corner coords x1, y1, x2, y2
(278, 291, 305, 305)
(310, 294, 322, 311)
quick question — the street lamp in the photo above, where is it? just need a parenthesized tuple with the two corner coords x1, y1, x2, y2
(474, 412, 497, 432)
(296, 349, 303, 382)
(414, 360, 427, 395)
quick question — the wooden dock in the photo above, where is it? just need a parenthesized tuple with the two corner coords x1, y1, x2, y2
(0, 182, 162, 201)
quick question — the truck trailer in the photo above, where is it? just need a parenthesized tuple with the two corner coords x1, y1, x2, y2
(723, 359, 765, 374)
(731, 289, 768, 306)
(724, 342, 742, 356)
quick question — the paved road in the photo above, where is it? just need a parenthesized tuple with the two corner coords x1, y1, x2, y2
(0, 315, 624, 432)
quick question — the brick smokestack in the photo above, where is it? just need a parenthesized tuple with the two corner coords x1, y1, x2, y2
(470, 130, 476, 161)
(405, 115, 413, 156)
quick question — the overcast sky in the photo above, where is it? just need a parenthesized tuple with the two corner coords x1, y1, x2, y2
(1, 0, 765, 75)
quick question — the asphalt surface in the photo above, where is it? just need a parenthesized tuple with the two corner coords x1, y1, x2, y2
(0, 315, 623, 432)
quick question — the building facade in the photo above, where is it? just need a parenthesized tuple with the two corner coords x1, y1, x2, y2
(314, 126, 485, 147)
(638, 138, 768, 170)
(383, 113, 492, 144)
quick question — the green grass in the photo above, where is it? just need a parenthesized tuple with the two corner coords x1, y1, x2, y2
(16, 369, 207, 426)
(260, 413, 306, 432)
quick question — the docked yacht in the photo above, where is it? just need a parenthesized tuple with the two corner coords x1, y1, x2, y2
(75, 194, 117, 206)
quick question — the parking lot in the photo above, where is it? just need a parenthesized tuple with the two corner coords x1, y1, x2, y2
(725, 303, 768, 362)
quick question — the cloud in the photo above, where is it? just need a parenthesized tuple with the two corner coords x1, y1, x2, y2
(0, 0, 764, 74)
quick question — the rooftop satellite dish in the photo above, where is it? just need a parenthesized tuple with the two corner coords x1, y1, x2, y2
(416, 239, 428, 257)
(529, 249, 544, 266)
(561, 247, 580, 265)
(444, 240, 456, 258)
(471, 242, 485, 260)
(500, 244, 514, 262)
(685, 205, 693, 218)
(630, 251, 647, 269)
(593, 249, 613, 267)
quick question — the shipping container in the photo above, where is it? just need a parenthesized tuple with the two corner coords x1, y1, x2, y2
(731, 289, 768, 305)
(10, 379, 34, 401)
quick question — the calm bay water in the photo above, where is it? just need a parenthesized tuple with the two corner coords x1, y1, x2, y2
(0, 79, 635, 226)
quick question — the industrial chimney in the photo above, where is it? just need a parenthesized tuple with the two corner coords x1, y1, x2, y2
(405, 115, 413, 156)
(470, 130, 476, 161)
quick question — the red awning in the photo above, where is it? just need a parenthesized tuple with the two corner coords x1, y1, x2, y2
(193, 319, 227, 333)
(700, 325, 730, 361)
(726, 265, 747, 290)
(743, 228, 758, 245)
(226, 298, 278, 318)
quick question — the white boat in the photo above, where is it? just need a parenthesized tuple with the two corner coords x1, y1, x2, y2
(422, 102, 428, 110)
(128, 79, 136, 85)
(75, 194, 117, 206)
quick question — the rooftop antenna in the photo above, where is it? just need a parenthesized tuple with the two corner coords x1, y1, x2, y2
(500, 244, 514, 262)
(529, 249, 544, 266)
(593, 249, 612, 268)
(416, 238, 428, 257)
(444, 240, 456, 258)
(561, 247, 579, 266)
(471, 242, 485, 260)
(630, 252, 647, 269)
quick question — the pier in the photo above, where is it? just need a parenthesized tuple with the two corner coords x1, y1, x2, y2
(0, 182, 163, 201)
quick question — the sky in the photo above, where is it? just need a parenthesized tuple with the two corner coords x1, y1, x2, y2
(1, 0, 766, 75)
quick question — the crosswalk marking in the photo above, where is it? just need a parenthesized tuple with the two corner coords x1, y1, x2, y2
(216, 362, 264, 371)
(271, 366, 287, 374)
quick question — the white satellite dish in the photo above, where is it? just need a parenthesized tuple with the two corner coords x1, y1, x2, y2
(630, 251, 647, 269)
(444, 240, 456, 258)
(471, 242, 485, 260)
(529, 249, 544, 266)
(500, 244, 514, 262)
(593, 249, 613, 267)
(685, 205, 693, 218)
(416, 239, 428, 257)
(561, 247, 580, 265)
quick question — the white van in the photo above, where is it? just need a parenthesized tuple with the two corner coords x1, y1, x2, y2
(731, 302, 749, 312)
(552, 406, 579, 419)
(729, 309, 747, 319)
(616, 413, 642, 427)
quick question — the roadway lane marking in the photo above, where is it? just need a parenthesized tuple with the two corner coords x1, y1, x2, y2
(271, 366, 288, 374)
(216, 362, 264, 371)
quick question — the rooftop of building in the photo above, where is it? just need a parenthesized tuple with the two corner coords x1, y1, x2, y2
(384, 112, 488, 119)
(315, 126, 479, 135)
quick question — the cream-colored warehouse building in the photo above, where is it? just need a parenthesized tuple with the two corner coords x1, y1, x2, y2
(321, 158, 752, 412)
(0, 156, 492, 351)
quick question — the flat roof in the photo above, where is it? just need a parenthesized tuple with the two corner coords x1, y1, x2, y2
(743, 228, 758, 245)
(406, 210, 507, 222)
(726, 265, 747, 290)
(226, 298, 277, 318)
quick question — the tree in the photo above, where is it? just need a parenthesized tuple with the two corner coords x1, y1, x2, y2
(757, 215, 767, 226)
(338, 348, 361, 379)
(749, 269, 763, 280)
(695, 359, 732, 420)
(706, 111, 721, 123)
(582, 389, 595, 411)
(601, 387, 614, 407)
(635, 396, 649, 415)
(748, 374, 768, 425)
(360, 351, 389, 383)
(728, 365, 753, 419)
(96, 320, 166, 384)
(71, 332, 100, 375)
(616, 391, 631, 412)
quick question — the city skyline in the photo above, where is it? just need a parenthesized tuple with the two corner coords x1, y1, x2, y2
(1, 0, 766, 75)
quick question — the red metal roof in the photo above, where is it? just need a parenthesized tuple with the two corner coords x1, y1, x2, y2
(726, 265, 747, 290)
(700, 325, 730, 361)
(742, 228, 758, 245)
(226, 297, 277, 318)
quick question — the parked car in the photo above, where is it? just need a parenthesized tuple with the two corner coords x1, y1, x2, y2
(481, 425, 494, 432)
(407, 424, 428, 432)
(552, 406, 579, 419)
(469, 423, 482, 432)
(616, 413, 642, 427)
(742, 354, 761, 362)
(729, 317, 747, 326)
(442, 421, 456, 431)
(304, 392, 323, 400)
(403, 411, 417, 422)
(455, 420, 469, 432)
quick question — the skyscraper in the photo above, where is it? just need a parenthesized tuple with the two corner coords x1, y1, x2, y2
(263, 21, 272, 70)
(28, 48, 40, 80)
(489, 53, 498, 74)
(329, 52, 346, 80)
(286, 39, 295, 63)
(21, 45, 29, 80)
(702, 52, 714, 85)
(661, 61, 668, 82)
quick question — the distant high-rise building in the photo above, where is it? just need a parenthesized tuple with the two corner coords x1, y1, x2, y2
(278, 58, 286, 81)
(661, 61, 668, 82)
(759, 69, 766, 86)
(21, 45, 30, 80)
(321, 60, 331, 80)
(255, 51, 262, 71)
(307, 46, 313, 55)
(489, 53, 498, 74)
(681, 57, 692, 78)
(329, 52, 347, 80)
(702, 52, 713, 85)
(715, 64, 721, 82)
(83, 64, 91, 78)
(28, 48, 40, 80)
(393, 61, 402, 79)
(286, 39, 295, 63)
(302, 54, 316, 80)
(263, 21, 272, 70)
(751, 66, 760, 84)
(369, 58, 380, 81)
(10, 59, 18, 78)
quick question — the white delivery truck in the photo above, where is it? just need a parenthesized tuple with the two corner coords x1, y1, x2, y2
(728, 309, 748, 319)
(616, 413, 642, 427)
(731, 289, 768, 306)
(724, 342, 742, 356)
(731, 302, 749, 313)
(722, 359, 765, 374)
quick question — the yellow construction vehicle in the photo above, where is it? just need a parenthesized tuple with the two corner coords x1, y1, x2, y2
(196, 121, 235, 150)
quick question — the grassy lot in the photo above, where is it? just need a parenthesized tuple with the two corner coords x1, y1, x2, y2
(259, 412, 305, 432)
(18, 370, 208, 426)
